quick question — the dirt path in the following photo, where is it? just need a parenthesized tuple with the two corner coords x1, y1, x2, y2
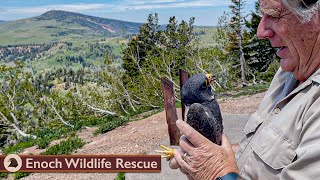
(21, 92, 264, 180)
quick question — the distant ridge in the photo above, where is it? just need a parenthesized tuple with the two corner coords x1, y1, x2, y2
(38, 10, 142, 34)
(0, 10, 142, 45)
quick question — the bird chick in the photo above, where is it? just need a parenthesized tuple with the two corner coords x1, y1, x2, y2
(157, 73, 223, 160)
(182, 73, 223, 145)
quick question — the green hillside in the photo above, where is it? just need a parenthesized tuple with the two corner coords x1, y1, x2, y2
(194, 26, 218, 47)
(0, 11, 217, 74)
(0, 10, 141, 45)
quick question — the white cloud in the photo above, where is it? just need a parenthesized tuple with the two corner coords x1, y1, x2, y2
(1, 0, 233, 15)
(116, 0, 231, 11)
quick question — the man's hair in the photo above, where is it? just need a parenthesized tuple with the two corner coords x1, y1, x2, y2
(282, 0, 319, 22)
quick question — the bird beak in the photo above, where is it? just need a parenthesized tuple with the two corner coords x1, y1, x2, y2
(205, 74, 215, 86)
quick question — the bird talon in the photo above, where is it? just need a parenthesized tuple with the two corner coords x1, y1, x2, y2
(155, 145, 175, 160)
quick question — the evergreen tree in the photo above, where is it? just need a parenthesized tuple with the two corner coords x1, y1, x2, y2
(227, 0, 247, 85)
(122, 13, 161, 80)
(243, 2, 278, 76)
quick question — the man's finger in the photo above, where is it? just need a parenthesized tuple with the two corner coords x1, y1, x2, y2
(169, 149, 182, 169)
(176, 120, 216, 148)
(179, 135, 195, 156)
(180, 167, 188, 175)
(187, 174, 194, 180)
(174, 148, 193, 173)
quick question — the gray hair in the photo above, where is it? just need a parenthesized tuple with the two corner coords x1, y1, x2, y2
(282, 0, 319, 22)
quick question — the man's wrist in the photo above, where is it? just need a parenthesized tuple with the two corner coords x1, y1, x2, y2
(215, 173, 239, 180)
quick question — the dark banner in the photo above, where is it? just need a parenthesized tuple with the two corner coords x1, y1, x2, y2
(0, 154, 161, 172)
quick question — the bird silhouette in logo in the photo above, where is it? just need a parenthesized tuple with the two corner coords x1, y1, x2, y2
(8, 158, 18, 168)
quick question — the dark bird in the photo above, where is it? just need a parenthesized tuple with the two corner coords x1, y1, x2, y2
(181, 73, 223, 145)
(8, 158, 18, 168)
(157, 73, 223, 160)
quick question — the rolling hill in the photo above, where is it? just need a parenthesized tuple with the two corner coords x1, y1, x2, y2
(0, 10, 142, 45)
(0, 11, 217, 74)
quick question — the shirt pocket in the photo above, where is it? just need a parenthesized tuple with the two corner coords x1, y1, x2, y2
(244, 112, 265, 135)
(251, 126, 297, 170)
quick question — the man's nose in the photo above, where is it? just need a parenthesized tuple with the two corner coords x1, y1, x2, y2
(257, 15, 275, 39)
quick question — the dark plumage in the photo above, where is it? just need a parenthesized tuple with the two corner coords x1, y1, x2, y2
(181, 73, 223, 145)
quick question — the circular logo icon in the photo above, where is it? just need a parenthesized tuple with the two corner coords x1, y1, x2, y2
(4, 154, 22, 172)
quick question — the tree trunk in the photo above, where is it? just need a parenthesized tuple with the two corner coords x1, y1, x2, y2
(238, 0, 247, 86)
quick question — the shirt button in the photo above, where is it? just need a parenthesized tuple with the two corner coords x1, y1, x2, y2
(274, 107, 281, 114)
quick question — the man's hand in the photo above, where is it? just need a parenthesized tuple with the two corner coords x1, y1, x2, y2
(169, 120, 239, 180)
(232, 144, 239, 154)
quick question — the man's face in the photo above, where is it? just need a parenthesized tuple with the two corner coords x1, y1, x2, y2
(257, 0, 320, 81)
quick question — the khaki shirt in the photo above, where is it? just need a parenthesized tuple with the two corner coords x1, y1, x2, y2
(236, 67, 320, 179)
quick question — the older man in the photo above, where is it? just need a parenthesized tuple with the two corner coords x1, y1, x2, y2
(170, 0, 320, 179)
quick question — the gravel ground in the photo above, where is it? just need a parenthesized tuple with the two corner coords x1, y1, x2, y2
(19, 92, 265, 180)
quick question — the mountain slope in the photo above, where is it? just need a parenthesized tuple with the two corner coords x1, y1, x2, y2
(39, 10, 141, 35)
(0, 10, 141, 45)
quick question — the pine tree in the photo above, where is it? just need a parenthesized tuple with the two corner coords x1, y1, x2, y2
(122, 13, 161, 80)
(243, 2, 277, 76)
(227, 0, 247, 85)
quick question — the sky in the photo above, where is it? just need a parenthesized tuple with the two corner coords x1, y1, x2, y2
(0, 0, 257, 26)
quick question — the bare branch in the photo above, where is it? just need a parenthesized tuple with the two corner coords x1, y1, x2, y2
(11, 123, 37, 139)
(0, 111, 36, 139)
(85, 103, 117, 115)
(9, 112, 19, 125)
(48, 102, 75, 128)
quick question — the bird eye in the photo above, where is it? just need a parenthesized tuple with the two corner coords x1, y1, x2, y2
(201, 82, 208, 89)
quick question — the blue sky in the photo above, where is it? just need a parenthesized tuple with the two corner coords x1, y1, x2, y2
(0, 0, 257, 26)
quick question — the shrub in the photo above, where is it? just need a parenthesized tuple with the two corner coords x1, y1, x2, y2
(13, 172, 30, 179)
(2, 140, 34, 154)
(93, 117, 128, 135)
(0, 172, 8, 178)
(115, 172, 125, 180)
(36, 139, 50, 149)
(41, 137, 85, 155)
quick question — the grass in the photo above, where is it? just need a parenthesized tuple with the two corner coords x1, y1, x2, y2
(2, 124, 76, 154)
(215, 82, 269, 99)
(13, 172, 31, 180)
(1, 114, 137, 154)
(93, 117, 129, 135)
(41, 136, 85, 155)
(231, 83, 269, 97)
(2, 140, 35, 155)
(115, 172, 125, 180)
(0, 172, 8, 178)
